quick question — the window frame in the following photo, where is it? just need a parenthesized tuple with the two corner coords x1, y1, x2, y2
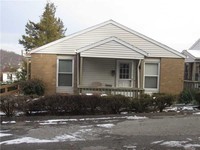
(57, 56, 74, 87)
(143, 59, 160, 92)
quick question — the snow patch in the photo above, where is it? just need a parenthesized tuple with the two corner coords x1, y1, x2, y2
(2, 121, 16, 124)
(161, 141, 188, 147)
(193, 112, 200, 115)
(78, 129, 92, 133)
(126, 115, 147, 120)
(0, 133, 12, 138)
(184, 144, 200, 149)
(182, 106, 194, 111)
(54, 134, 84, 141)
(39, 119, 78, 125)
(36, 115, 147, 125)
(123, 145, 137, 149)
(96, 123, 115, 128)
(151, 140, 164, 144)
(0, 134, 84, 145)
(0, 111, 6, 116)
(0, 137, 55, 145)
(163, 107, 178, 112)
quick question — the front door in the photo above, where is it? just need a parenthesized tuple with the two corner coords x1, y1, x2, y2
(117, 60, 134, 87)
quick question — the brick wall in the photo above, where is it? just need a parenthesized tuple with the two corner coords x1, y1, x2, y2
(160, 58, 184, 94)
(31, 54, 57, 95)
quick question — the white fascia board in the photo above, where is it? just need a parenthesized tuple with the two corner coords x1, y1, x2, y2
(76, 36, 148, 56)
(182, 50, 196, 60)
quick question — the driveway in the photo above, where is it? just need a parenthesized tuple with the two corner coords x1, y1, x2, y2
(1, 113, 200, 150)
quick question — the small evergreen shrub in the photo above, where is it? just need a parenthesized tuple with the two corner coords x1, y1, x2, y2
(130, 94, 153, 113)
(179, 90, 196, 104)
(101, 95, 130, 114)
(152, 93, 175, 112)
(194, 91, 200, 105)
(19, 79, 45, 96)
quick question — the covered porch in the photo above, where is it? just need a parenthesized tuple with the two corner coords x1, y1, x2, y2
(76, 37, 148, 97)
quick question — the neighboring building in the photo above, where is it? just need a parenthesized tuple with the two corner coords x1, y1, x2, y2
(2, 72, 17, 83)
(182, 39, 200, 82)
(30, 20, 185, 96)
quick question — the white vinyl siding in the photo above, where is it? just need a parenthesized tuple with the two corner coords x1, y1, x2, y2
(81, 40, 144, 59)
(82, 58, 115, 87)
(32, 23, 182, 58)
(56, 56, 74, 94)
(144, 59, 160, 93)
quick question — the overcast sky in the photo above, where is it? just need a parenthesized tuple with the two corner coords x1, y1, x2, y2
(1, 0, 200, 54)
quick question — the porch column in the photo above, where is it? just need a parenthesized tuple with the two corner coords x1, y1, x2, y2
(80, 57, 83, 85)
(73, 54, 78, 94)
(192, 62, 196, 81)
(140, 60, 145, 89)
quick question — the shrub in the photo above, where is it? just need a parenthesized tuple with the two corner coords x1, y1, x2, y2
(0, 96, 17, 117)
(152, 93, 175, 112)
(178, 89, 196, 104)
(101, 95, 130, 114)
(194, 91, 200, 105)
(19, 79, 45, 96)
(0, 95, 30, 117)
(130, 94, 153, 113)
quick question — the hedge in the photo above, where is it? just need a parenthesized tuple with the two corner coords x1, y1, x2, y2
(0, 93, 177, 117)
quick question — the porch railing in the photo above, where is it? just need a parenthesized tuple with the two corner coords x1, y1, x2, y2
(0, 83, 19, 96)
(184, 80, 200, 90)
(78, 86, 144, 98)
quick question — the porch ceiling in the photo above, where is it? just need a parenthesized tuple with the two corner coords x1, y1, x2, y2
(76, 37, 148, 59)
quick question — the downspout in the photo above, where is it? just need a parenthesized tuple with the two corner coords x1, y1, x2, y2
(137, 59, 141, 88)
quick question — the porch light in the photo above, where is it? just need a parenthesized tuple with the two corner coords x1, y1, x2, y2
(111, 70, 116, 76)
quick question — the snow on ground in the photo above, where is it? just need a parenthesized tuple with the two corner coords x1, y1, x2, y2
(193, 112, 200, 115)
(164, 104, 199, 112)
(123, 145, 137, 150)
(151, 140, 164, 144)
(126, 115, 147, 120)
(160, 141, 188, 147)
(96, 123, 115, 128)
(37, 115, 147, 125)
(0, 111, 6, 116)
(0, 137, 55, 145)
(0, 129, 12, 138)
(182, 106, 194, 111)
(2, 121, 16, 124)
(152, 140, 200, 149)
(0, 132, 12, 138)
(0, 133, 85, 145)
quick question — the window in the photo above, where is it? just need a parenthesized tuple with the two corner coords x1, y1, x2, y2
(144, 63, 159, 89)
(58, 59, 73, 86)
(119, 63, 131, 79)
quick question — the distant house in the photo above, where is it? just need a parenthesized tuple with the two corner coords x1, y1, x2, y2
(29, 20, 185, 96)
(2, 72, 17, 83)
(182, 39, 200, 82)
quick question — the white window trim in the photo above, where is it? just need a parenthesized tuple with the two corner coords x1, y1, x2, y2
(143, 59, 160, 92)
(57, 56, 74, 88)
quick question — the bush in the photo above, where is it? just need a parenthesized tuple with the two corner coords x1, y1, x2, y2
(178, 89, 196, 104)
(152, 93, 175, 112)
(19, 79, 45, 96)
(194, 91, 200, 105)
(0, 95, 30, 117)
(130, 94, 153, 113)
(101, 95, 130, 114)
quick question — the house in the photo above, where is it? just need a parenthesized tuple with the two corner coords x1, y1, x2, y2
(30, 20, 185, 96)
(182, 39, 200, 89)
(2, 72, 17, 83)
